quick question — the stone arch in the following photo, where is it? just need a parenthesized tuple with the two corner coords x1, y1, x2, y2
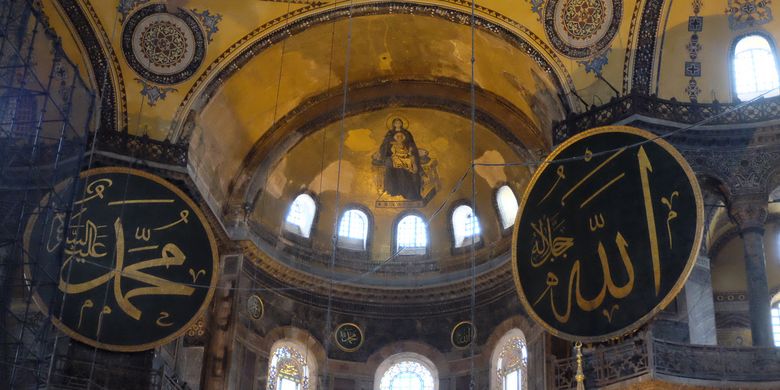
(366, 340, 448, 380)
(261, 326, 328, 368)
(373, 352, 440, 390)
(173, 1, 575, 142)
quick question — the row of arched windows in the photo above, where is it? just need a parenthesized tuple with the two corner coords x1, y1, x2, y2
(266, 329, 528, 390)
(283, 185, 519, 253)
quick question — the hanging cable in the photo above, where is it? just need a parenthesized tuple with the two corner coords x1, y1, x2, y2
(322, 0, 355, 385)
(468, 0, 478, 388)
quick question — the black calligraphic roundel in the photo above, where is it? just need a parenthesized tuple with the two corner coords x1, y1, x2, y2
(450, 321, 475, 349)
(512, 126, 703, 342)
(247, 295, 264, 320)
(23, 167, 219, 352)
(334, 323, 364, 352)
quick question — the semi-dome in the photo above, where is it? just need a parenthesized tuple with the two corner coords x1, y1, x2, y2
(180, 10, 565, 312)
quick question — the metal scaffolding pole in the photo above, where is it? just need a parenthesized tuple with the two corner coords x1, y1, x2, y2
(0, 0, 94, 388)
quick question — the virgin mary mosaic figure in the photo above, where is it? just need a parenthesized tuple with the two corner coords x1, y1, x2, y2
(377, 117, 423, 200)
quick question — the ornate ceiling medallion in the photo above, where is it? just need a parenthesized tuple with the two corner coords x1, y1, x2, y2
(122, 4, 205, 85)
(545, 0, 622, 58)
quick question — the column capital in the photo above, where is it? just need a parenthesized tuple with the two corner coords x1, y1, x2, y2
(729, 197, 768, 234)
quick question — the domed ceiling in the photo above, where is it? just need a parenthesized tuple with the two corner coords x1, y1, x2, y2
(178, 12, 563, 295)
(248, 107, 532, 285)
(43, 0, 780, 139)
(38, 0, 780, 312)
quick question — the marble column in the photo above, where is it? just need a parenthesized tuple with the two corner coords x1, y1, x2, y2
(730, 198, 773, 346)
(684, 254, 717, 345)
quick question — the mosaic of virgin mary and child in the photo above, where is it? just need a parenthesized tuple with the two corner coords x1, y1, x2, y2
(373, 117, 439, 207)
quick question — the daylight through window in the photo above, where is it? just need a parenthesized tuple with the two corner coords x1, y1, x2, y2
(285, 194, 317, 238)
(734, 35, 780, 101)
(338, 209, 369, 250)
(452, 205, 481, 248)
(396, 215, 428, 255)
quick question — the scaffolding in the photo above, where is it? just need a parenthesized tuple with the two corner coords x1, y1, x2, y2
(0, 0, 94, 388)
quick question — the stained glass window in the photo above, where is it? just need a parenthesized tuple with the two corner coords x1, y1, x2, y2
(379, 360, 435, 390)
(338, 209, 369, 250)
(496, 185, 519, 229)
(267, 346, 310, 390)
(285, 194, 316, 238)
(452, 205, 481, 248)
(733, 35, 780, 101)
(496, 334, 527, 390)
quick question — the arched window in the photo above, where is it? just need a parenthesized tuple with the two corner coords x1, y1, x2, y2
(491, 329, 528, 390)
(452, 204, 481, 248)
(375, 353, 438, 390)
(733, 34, 780, 101)
(396, 214, 427, 255)
(267, 344, 312, 390)
(338, 208, 369, 250)
(285, 193, 316, 238)
(496, 185, 519, 230)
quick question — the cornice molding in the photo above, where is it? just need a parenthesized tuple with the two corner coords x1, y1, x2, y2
(240, 241, 517, 318)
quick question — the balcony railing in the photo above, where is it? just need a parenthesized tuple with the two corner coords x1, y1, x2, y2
(89, 130, 188, 167)
(553, 92, 780, 143)
(552, 334, 780, 389)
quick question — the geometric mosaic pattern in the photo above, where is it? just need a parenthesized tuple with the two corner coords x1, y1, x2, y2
(545, 0, 622, 58)
(122, 4, 206, 85)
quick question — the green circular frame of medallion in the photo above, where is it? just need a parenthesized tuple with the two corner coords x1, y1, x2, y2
(450, 320, 476, 349)
(23, 167, 220, 352)
(334, 322, 364, 352)
(510, 125, 703, 343)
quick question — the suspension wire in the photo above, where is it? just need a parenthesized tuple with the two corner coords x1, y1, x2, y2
(247, 0, 292, 229)
(323, 0, 354, 385)
(304, 1, 341, 382)
(468, 0, 478, 387)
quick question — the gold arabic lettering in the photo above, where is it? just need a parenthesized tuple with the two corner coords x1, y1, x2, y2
(63, 220, 108, 262)
(189, 269, 206, 283)
(156, 312, 174, 327)
(588, 214, 605, 232)
(154, 210, 190, 231)
(561, 148, 625, 206)
(73, 178, 113, 205)
(58, 218, 195, 321)
(638, 146, 661, 296)
(77, 299, 94, 329)
(533, 232, 635, 324)
(338, 328, 358, 345)
(539, 165, 566, 205)
(661, 191, 679, 249)
(530, 217, 574, 267)
(134, 227, 151, 241)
